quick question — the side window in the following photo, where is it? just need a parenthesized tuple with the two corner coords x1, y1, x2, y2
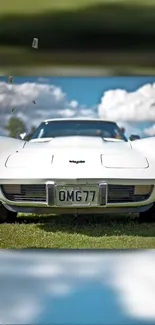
(102, 130, 111, 137)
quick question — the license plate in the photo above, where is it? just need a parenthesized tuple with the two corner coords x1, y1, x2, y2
(55, 185, 99, 206)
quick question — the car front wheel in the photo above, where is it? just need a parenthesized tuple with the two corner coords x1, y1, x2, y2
(0, 204, 17, 223)
(139, 204, 155, 223)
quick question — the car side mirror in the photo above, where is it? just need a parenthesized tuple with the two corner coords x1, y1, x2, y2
(129, 134, 140, 141)
(19, 133, 27, 140)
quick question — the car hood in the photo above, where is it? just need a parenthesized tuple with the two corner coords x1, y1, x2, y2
(5, 136, 149, 169)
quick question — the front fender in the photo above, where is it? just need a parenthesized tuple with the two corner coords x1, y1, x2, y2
(0, 136, 26, 158)
(0, 137, 26, 174)
(131, 137, 155, 161)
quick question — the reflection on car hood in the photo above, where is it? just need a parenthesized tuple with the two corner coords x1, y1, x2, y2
(28, 136, 128, 149)
(5, 136, 148, 169)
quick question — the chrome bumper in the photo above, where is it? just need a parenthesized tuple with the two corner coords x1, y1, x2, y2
(3, 203, 154, 214)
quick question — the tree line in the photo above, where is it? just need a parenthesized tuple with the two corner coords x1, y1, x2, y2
(5, 116, 36, 139)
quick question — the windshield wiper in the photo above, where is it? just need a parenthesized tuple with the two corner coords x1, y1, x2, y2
(102, 137, 125, 142)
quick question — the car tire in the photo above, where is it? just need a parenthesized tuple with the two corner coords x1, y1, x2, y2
(0, 204, 17, 223)
(139, 204, 155, 223)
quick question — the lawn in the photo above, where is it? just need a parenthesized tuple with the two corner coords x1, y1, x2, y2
(1, 213, 155, 248)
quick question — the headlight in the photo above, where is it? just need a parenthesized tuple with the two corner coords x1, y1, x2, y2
(134, 185, 153, 195)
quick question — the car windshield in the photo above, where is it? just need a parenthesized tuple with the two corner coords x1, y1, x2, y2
(30, 120, 127, 141)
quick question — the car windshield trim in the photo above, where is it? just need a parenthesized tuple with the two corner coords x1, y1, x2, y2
(30, 120, 128, 142)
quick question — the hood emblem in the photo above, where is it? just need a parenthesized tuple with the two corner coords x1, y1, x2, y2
(69, 160, 85, 164)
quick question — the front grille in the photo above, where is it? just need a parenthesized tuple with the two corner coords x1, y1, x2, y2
(108, 185, 150, 203)
(1, 184, 46, 202)
(1, 184, 152, 205)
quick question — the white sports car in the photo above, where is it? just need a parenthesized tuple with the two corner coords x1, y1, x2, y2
(0, 118, 155, 223)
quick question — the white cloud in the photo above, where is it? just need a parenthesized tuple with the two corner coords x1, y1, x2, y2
(112, 253, 155, 319)
(0, 251, 155, 323)
(1, 80, 155, 139)
(98, 83, 155, 122)
(57, 108, 75, 117)
(70, 100, 78, 108)
(0, 81, 96, 135)
(49, 282, 72, 296)
(117, 122, 143, 138)
(10, 299, 42, 323)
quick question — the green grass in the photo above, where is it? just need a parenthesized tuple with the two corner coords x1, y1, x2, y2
(0, 0, 108, 14)
(1, 213, 155, 248)
(1, 0, 155, 14)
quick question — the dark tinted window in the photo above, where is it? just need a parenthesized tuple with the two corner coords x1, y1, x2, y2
(31, 120, 127, 141)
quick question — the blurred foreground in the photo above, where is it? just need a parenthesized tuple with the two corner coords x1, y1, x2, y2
(0, 249, 155, 324)
(1, 0, 155, 75)
(1, 49, 155, 75)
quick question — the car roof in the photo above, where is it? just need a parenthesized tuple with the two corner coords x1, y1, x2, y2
(43, 118, 117, 124)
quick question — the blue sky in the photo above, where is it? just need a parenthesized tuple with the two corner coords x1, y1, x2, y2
(0, 250, 155, 325)
(2, 76, 155, 106)
(40, 281, 148, 325)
